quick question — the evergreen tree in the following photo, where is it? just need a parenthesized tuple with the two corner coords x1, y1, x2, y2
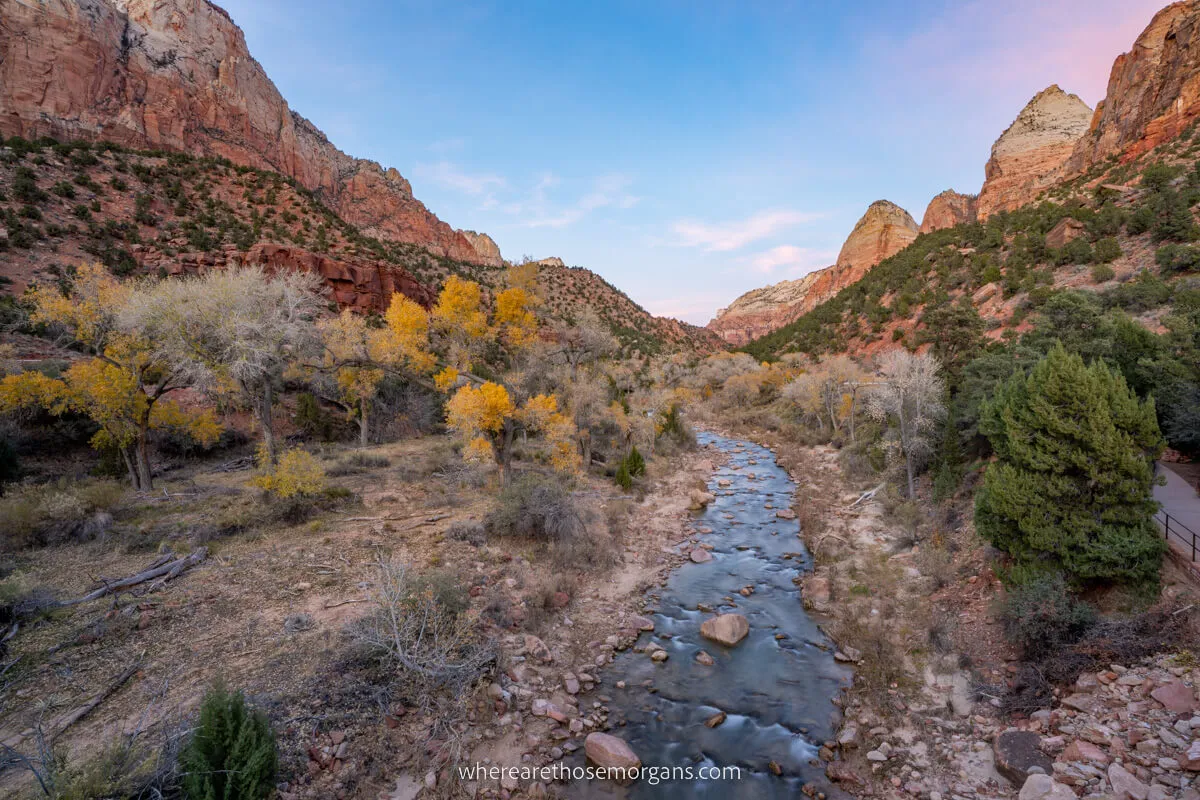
(614, 459, 632, 491)
(181, 682, 277, 800)
(626, 445, 646, 478)
(975, 344, 1165, 585)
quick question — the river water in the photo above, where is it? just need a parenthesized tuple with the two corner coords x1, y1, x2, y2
(574, 432, 850, 798)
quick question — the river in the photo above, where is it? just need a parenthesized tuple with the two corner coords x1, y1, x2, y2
(573, 431, 850, 798)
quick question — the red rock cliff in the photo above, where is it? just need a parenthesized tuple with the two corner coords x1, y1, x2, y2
(0, 0, 485, 263)
(1068, 1, 1200, 174)
(920, 190, 978, 233)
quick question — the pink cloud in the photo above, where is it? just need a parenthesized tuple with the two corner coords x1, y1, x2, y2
(863, 0, 1167, 107)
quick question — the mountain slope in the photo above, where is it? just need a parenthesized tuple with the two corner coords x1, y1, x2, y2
(0, 0, 482, 263)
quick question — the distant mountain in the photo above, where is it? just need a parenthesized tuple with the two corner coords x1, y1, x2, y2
(706, 200, 918, 346)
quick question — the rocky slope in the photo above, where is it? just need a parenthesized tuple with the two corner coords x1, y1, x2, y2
(920, 190, 979, 233)
(1069, 0, 1200, 174)
(0, 0, 484, 263)
(707, 200, 918, 346)
(976, 86, 1093, 218)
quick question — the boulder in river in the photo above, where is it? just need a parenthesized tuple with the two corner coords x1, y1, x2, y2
(689, 490, 715, 509)
(585, 732, 641, 774)
(700, 614, 749, 647)
(689, 548, 712, 563)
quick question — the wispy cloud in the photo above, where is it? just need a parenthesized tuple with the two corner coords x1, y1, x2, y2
(413, 160, 506, 196)
(644, 291, 735, 324)
(520, 173, 640, 229)
(669, 209, 824, 252)
(744, 245, 837, 275)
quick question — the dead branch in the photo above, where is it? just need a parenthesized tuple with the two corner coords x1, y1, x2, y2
(64, 548, 208, 607)
(2, 658, 141, 750)
(849, 484, 884, 508)
(324, 598, 369, 609)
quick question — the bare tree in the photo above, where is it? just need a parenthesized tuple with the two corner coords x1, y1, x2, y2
(866, 350, 946, 498)
(125, 266, 326, 464)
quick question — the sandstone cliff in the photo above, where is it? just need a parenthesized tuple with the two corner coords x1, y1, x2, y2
(920, 190, 978, 233)
(1068, 1, 1200, 174)
(976, 86, 1092, 217)
(707, 201, 918, 346)
(458, 230, 504, 267)
(0, 0, 485, 263)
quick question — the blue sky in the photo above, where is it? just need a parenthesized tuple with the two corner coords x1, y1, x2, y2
(219, 0, 1164, 324)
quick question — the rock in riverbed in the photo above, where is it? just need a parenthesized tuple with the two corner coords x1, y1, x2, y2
(700, 614, 749, 647)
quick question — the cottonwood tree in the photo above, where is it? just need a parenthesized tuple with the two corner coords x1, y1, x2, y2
(126, 266, 326, 464)
(0, 263, 218, 489)
(866, 349, 946, 498)
(445, 382, 576, 483)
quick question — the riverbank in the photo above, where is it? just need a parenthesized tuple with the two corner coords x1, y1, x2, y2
(706, 423, 1200, 800)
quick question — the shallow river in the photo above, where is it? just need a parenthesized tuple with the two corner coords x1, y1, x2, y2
(574, 432, 850, 798)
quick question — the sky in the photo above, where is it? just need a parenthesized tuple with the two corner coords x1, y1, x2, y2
(217, 0, 1166, 324)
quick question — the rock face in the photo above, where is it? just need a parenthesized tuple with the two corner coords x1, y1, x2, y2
(977, 86, 1093, 218)
(706, 201, 917, 346)
(920, 190, 978, 233)
(534, 256, 566, 268)
(835, 200, 920, 273)
(156, 243, 436, 313)
(458, 230, 503, 267)
(1069, 1, 1200, 174)
(0, 0, 485, 263)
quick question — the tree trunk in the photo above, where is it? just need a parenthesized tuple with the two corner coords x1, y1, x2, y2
(119, 446, 140, 490)
(579, 432, 592, 468)
(257, 385, 278, 464)
(849, 388, 858, 446)
(359, 396, 370, 447)
(134, 434, 153, 491)
(496, 423, 517, 485)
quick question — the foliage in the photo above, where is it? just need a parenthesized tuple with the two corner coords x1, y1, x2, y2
(180, 682, 277, 800)
(445, 382, 577, 478)
(976, 345, 1165, 585)
(127, 265, 326, 464)
(1000, 571, 1097, 659)
(250, 446, 326, 499)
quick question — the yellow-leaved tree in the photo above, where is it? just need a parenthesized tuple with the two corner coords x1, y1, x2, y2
(315, 308, 436, 446)
(0, 264, 220, 489)
(445, 382, 576, 483)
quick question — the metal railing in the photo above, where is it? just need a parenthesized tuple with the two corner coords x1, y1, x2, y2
(1156, 509, 1199, 563)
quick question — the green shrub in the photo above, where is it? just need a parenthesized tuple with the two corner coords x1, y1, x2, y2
(1156, 243, 1200, 273)
(1090, 263, 1116, 283)
(976, 345, 1165, 585)
(614, 459, 632, 490)
(180, 682, 277, 800)
(1094, 237, 1121, 263)
(1000, 571, 1096, 658)
(625, 446, 646, 478)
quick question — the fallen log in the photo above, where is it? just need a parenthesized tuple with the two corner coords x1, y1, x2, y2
(64, 548, 208, 607)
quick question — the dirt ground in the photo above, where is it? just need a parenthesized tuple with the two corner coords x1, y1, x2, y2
(0, 434, 716, 798)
